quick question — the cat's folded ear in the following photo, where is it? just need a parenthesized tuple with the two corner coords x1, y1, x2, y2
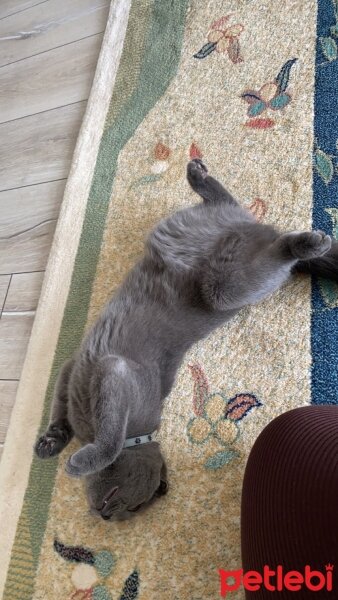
(156, 479, 169, 496)
(156, 461, 169, 496)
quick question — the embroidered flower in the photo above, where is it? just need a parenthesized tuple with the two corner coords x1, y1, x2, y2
(241, 58, 297, 128)
(53, 540, 139, 600)
(71, 564, 98, 590)
(207, 23, 244, 54)
(154, 142, 171, 160)
(187, 394, 239, 447)
(247, 198, 267, 222)
(194, 15, 244, 63)
(187, 363, 262, 469)
(317, 208, 338, 309)
(150, 142, 171, 174)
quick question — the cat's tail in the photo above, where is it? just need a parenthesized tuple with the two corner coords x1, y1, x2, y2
(294, 238, 338, 281)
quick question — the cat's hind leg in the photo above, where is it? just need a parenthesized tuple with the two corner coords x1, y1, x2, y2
(65, 355, 137, 477)
(187, 159, 239, 206)
(35, 358, 74, 459)
(203, 230, 331, 311)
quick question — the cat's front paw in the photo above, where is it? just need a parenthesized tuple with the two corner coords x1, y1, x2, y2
(65, 444, 100, 478)
(187, 159, 208, 187)
(285, 230, 332, 260)
(65, 455, 84, 478)
(35, 434, 59, 458)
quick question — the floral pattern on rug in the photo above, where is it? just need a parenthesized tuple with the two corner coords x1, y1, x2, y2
(129, 141, 204, 190)
(241, 58, 297, 128)
(54, 541, 139, 600)
(314, 140, 338, 184)
(194, 15, 244, 63)
(317, 208, 338, 308)
(186, 363, 262, 469)
(319, 0, 338, 63)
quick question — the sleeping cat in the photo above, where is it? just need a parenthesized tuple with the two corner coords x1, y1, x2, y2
(35, 159, 338, 520)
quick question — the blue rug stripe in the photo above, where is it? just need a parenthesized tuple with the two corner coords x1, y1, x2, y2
(311, 0, 338, 405)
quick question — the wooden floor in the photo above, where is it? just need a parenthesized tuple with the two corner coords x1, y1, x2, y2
(0, 0, 110, 459)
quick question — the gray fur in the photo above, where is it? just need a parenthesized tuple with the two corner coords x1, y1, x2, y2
(35, 159, 336, 520)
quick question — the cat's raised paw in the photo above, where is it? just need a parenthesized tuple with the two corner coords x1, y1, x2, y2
(187, 159, 208, 186)
(285, 230, 332, 260)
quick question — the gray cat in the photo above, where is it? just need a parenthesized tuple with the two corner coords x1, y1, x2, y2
(35, 159, 338, 520)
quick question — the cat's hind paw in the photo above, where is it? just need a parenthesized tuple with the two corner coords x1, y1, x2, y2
(187, 159, 208, 188)
(284, 230, 332, 260)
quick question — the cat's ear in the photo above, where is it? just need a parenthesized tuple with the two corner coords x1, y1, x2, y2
(156, 461, 169, 496)
(156, 479, 169, 496)
(102, 485, 119, 507)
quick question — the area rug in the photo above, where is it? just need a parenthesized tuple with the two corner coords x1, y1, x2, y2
(0, 0, 337, 598)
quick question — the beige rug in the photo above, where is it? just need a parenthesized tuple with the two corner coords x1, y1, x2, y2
(1, 0, 337, 598)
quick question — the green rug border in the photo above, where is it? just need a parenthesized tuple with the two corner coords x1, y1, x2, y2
(3, 1, 189, 597)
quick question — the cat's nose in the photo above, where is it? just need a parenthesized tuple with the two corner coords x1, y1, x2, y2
(101, 514, 110, 521)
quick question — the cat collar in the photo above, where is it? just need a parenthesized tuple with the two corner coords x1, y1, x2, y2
(123, 430, 157, 448)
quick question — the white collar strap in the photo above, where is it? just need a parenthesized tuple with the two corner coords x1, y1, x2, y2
(123, 431, 157, 449)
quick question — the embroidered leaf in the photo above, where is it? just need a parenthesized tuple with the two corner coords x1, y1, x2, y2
(188, 363, 210, 416)
(193, 41, 217, 59)
(54, 540, 95, 564)
(332, 0, 338, 17)
(275, 58, 297, 92)
(269, 93, 291, 110)
(189, 142, 203, 159)
(248, 101, 266, 117)
(320, 36, 337, 61)
(205, 449, 239, 470)
(314, 149, 334, 184)
(227, 36, 243, 64)
(330, 23, 338, 37)
(119, 570, 140, 600)
(131, 174, 162, 189)
(225, 393, 262, 422)
(241, 91, 262, 104)
(211, 15, 231, 30)
(94, 551, 115, 577)
(318, 278, 338, 308)
(93, 585, 112, 600)
(325, 208, 338, 238)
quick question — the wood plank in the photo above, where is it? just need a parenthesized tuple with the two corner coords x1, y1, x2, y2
(4, 272, 44, 311)
(0, 313, 35, 379)
(0, 101, 86, 191)
(0, 0, 48, 21)
(0, 275, 11, 312)
(0, 0, 109, 67)
(0, 180, 65, 273)
(0, 380, 19, 444)
(0, 33, 103, 123)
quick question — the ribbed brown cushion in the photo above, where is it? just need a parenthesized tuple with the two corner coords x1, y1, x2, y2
(241, 406, 338, 599)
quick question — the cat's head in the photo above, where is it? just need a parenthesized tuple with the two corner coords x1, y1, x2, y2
(86, 443, 168, 521)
